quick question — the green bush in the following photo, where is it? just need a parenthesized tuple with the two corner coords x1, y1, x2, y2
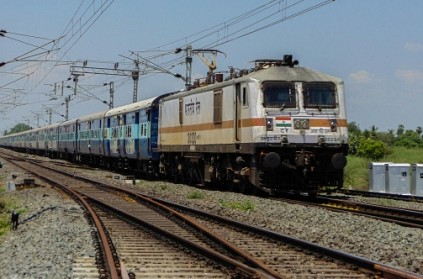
(357, 138, 386, 160)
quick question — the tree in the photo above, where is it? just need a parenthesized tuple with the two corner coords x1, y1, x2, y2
(394, 130, 423, 148)
(416, 126, 422, 136)
(396, 124, 405, 137)
(370, 125, 378, 139)
(4, 123, 32, 135)
(348, 122, 361, 135)
(377, 129, 395, 146)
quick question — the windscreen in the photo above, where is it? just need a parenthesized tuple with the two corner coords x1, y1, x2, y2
(303, 82, 336, 109)
(263, 82, 296, 108)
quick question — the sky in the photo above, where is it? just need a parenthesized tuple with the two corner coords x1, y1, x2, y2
(1, 0, 423, 133)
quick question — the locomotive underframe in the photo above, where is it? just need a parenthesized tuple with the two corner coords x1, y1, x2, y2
(256, 145, 348, 194)
(156, 142, 348, 195)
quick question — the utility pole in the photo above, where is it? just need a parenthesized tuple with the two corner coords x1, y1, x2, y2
(65, 96, 70, 121)
(47, 108, 52, 125)
(185, 45, 192, 90)
(104, 82, 114, 109)
(72, 74, 80, 95)
(176, 46, 224, 89)
(132, 61, 139, 103)
(70, 57, 184, 103)
(70, 64, 141, 104)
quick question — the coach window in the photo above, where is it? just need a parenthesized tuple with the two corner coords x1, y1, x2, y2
(179, 98, 183, 125)
(303, 82, 336, 109)
(213, 89, 223, 124)
(242, 87, 248, 107)
(262, 82, 296, 109)
(130, 126, 132, 137)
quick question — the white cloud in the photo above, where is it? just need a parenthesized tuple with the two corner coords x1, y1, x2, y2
(396, 69, 423, 82)
(404, 43, 423, 52)
(349, 70, 371, 83)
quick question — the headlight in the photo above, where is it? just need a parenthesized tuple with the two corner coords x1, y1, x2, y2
(330, 119, 337, 132)
(266, 118, 273, 131)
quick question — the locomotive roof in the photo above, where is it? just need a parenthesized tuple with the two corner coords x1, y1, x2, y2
(247, 65, 342, 83)
(161, 65, 342, 101)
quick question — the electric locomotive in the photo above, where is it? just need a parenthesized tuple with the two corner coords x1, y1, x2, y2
(158, 55, 348, 194)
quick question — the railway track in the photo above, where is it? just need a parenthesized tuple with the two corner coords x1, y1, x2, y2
(1, 153, 249, 278)
(1, 149, 422, 278)
(338, 189, 423, 203)
(274, 194, 423, 229)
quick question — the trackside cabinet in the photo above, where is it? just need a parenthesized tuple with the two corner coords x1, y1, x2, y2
(368, 163, 390, 193)
(411, 164, 423, 196)
(386, 163, 411, 195)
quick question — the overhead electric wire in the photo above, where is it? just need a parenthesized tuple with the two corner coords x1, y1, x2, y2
(2, 0, 334, 129)
(32, 0, 116, 90)
(204, 0, 335, 49)
(152, 0, 280, 50)
(1, 0, 117, 128)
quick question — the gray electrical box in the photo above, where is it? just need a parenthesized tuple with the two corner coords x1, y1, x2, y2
(368, 162, 390, 193)
(411, 164, 423, 196)
(386, 163, 410, 195)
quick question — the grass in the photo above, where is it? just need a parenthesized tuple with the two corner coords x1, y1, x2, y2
(218, 199, 255, 212)
(0, 194, 18, 236)
(344, 156, 370, 190)
(344, 147, 423, 191)
(186, 190, 204, 199)
(385, 147, 423, 163)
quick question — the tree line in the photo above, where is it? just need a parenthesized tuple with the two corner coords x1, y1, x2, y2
(348, 122, 423, 160)
(3, 123, 32, 136)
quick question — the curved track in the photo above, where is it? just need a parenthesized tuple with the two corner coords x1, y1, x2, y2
(1, 149, 422, 279)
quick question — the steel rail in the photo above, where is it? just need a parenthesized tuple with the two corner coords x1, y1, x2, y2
(338, 189, 423, 203)
(81, 191, 268, 279)
(146, 195, 423, 279)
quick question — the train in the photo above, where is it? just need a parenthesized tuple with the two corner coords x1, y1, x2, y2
(0, 55, 349, 195)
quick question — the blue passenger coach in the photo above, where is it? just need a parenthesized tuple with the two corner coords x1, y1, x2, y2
(103, 94, 171, 172)
(58, 119, 78, 161)
(77, 111, 107, 165)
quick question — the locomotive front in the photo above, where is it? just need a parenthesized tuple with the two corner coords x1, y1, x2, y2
(251, 58, 349, 194)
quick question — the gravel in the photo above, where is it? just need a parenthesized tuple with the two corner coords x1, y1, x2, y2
(0, 188, 95, 279)
(1, 154, 423, 277)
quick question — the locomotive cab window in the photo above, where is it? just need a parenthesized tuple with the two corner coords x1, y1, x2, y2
(242, 87, 248, 107)
(262, 82, 296, 108)
(213, 89, 223, 124)
(303, 82, 336, 109)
